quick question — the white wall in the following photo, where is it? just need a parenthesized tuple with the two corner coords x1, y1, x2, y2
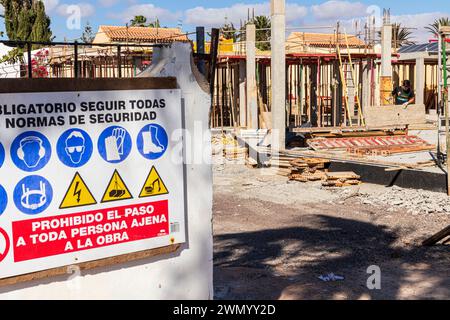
(0, 42, 214, 300)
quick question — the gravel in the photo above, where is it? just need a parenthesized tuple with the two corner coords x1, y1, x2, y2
(357, 186, 450, 216)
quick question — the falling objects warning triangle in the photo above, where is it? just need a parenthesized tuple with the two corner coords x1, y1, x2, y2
(101, 169, 133, 203)
(139, 166, 169, 198)
(60, 172, 97, 209)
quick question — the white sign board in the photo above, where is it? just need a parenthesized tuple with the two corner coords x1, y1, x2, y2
(0, 88, 186, 279)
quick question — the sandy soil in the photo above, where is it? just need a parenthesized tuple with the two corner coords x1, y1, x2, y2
(212, 159, 450, 300)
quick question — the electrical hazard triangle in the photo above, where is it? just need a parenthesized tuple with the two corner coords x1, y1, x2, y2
(101, 169, 133, 203)
(139, 166, 169, 198)
(60, 172, 97, 209)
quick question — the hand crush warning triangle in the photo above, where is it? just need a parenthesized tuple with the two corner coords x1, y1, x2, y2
(139, 166, 169, 198)
(60, 172, 97, 209)
(101, 169, 133, 203)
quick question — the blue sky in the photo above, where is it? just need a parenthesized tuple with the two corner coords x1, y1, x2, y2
(1, 0, 449, 42)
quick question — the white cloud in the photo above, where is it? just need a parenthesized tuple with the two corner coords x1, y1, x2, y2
(99, 0, 118, 7)
(42, 0, 60, 12)
(311, 1, 367, 21)
(0, 4, 4, 16)
(110, 4, 181, 24)
(184, 2, 307, 27)
(57, 3, 95, 18)
(392, 12, 449, 42)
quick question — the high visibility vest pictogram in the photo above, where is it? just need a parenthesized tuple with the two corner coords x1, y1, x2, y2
(60, 172, 97, 209)
(139, 166, 169, 198)
(101, 169, 133, 203)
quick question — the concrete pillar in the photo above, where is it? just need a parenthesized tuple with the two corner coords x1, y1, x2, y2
(415, 57, 425, 105)
(380, 11, 393, 105)
(246, 24, 258, 129)
(239, 60, 247, 127)
(271, 0, 286, 152)
(362, 60, 370, 110)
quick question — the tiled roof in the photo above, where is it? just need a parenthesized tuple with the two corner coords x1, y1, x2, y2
(287, 32, 367, 48)
(99, 26, 190, 43)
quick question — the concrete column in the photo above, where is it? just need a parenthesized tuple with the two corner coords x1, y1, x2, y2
(239, 60, 247, 127)
(415, 57, 425, 105)
(271, 0, 286, 152)
(246, 24, 258, 129)
(380, 11, 393, 105)
(362, 60, 370, 110)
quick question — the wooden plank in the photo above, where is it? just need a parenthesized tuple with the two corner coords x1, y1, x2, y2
(422, 225, 450, 246)
(0, 244, 180, 288)
(325, 172, 360, 180)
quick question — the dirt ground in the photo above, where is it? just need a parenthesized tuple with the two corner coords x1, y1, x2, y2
(212, 159, 450, 300)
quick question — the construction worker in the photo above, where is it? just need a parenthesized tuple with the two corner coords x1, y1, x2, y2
(392, 80, 415, 108)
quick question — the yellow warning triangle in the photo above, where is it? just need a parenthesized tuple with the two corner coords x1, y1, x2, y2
(139, 166, 169, 198)
(60, 173, 97, 209)
(101, 170, 133, 203)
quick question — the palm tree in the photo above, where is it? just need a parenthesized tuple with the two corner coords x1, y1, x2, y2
(378, 23, 415, 48)
(130, 15, 147, 27)
(221, 21, 237, 41)
(392, 23, 415, 47)
(426, 17, 450, 37)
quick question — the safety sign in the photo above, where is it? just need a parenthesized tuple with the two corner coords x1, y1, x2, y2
(0, 227, 10, 263)
(98, 126, 132, 164)
(11, 131, 52, 172)
(57, 129, 93, 168)
(0, 142, 4, 167)
(0, 88, 185, 280)
(139, 166, 169, 198)
(101, 170, 133, 203)
(0, 185, 7, 215)
(60, 172, 97, 209)
(137, 124, 168, 160)
(13, 175, 53, 215)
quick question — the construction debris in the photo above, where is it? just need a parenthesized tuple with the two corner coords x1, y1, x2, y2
(288, 157, 330, 182)
(307, 135, 435, 157)
(359, 186, 450, 215)
(286, 157, 361, 187)
(223, 147, 248, 160)
(322, 172, 361, 187)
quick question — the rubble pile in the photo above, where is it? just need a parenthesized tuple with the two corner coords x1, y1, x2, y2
(359, 186, 450, 215)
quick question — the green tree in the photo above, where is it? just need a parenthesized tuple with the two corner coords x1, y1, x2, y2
(130, 15, 147, 27)
(81, 21, 95, 43)
(252, 15, 271, 51)
(0, 0, 53, 62)
(147, 18, 160, 28)
(30, 0, 51, 43)
(130, 15, 160, 28)
(221, 21, 237, 41)
(426, 17, 450, 37)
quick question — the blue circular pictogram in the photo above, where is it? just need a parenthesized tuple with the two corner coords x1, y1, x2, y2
(97, 126, 132, 164)
(0, 142, 5, 168)
(136, 124, 168, 160)
(13, 175, 53, 215)
(11, 131, 52, 172)
(0, 185, 7, 216)
(57, 128, 93, 168)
